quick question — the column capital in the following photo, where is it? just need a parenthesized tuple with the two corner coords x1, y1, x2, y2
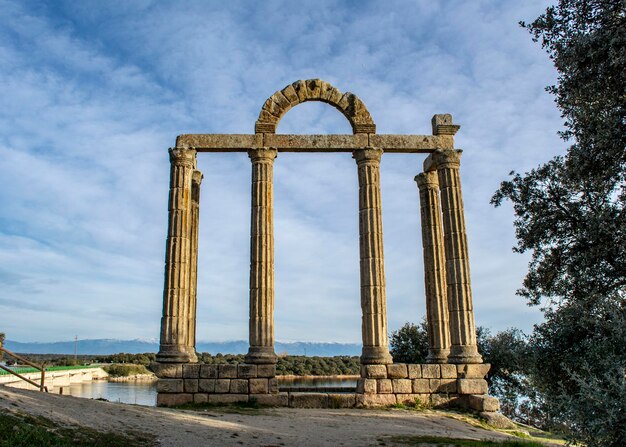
(352, 147, 383, 164)
(248, 147, 277, 162)
(169, 147, 196, 167)
(414, 170, 439, 190)
(432, 149, 463, 170)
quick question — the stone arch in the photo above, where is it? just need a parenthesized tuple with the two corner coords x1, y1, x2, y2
(255, 79, 376, 134)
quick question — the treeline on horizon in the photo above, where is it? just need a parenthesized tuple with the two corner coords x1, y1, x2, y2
(3, 352, 362, 376)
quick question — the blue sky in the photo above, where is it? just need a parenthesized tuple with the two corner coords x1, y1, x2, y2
(0, 0, 565, 344)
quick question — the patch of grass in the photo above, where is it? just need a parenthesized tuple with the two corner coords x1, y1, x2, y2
(103, 363, 150, 377)
(0, 410, 154, 447)
(380, 435, 549, 446)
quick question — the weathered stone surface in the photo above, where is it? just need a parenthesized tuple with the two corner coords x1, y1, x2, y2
(156, 379, 183, 393)
(457, 379, 488, 395)
(356, 393, 397, 407)
(377, 379, 393, 394)
(198, 379, 215, 393)
(290, 393, 329, 408)
(237, 364, 257, 378)
(246, 148, 278, 365)
(362, 365, 387, 379)
(157, 393, 192, 407)
(436, 378, 457, 393)
(468, 394, 500, 412)
(183, 379, 198, 393)
(441, 364, 458, 379)
(396, 394, 421, 405)
(182, 365, 200, 379)
(354, 148, 392, 366)
(387, 364, 408, 379)
(249, 378, 268, 394)
(363, 379, 377, 394)
(209, 394, 249, 404)
(431, 393, 459, 408)
(422, 364, 441, 379)
(215, 379, 230, 393)
(480, 412, 516, 429)
(407, 364, 422, 379)
(230, 379, 249, 394)
(250, 393, 289, 407)
(268, 378, 278, 394)
(413, 379, 430, 394)
(193, 393, 208, 404)
(200, 364, 218, 379)
(393, 379, 413, 394)
(157, 148, 196, 364)
(416, 171, 451, 364)
(218, 364, 237, 379)
(434, 149, 482, 365)
(457, 363, 491, 379)
(256, 364, 276, 378)
(151, 363, 182, 379)
(328, 393, 356, 408)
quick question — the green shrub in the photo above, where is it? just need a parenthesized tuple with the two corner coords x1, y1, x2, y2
(103, 364, 150, 377)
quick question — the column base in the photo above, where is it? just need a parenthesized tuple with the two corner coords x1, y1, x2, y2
(426, 348, 450, 364)
(361, 346, 393, 365)
(156, 345, 191, 363)
(245, 346, 277, 364)
(187, 349, 198, 363)
(447, 345, 483, 364)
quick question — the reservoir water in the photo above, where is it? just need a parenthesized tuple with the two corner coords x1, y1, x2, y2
(64, 376, 358, 406)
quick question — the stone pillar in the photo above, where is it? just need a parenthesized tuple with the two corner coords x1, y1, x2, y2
(353, 148, 393, 365)
(433, 149, 482, 364)
(245, 148, 278, 364)
(186, 170, 203, 363)
(415, 170, 451, 363)
(157, 148, 196, 363)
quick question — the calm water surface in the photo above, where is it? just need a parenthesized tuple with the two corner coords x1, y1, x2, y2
(66, 381, 157, 406)
(63, 377, 357, 407)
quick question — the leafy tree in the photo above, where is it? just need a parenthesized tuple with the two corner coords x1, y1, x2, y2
(492, 1, 626, 445)
(389, 321, 429, 363)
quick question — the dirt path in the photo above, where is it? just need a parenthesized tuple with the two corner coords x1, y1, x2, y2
(0, 386, 516, 446)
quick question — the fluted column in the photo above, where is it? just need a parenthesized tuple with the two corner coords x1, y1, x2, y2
(415, 170, 451, 363)
(433, 149, 482, 364)
(245, 148, 278, 364)
(185, 170, 203, 363)
(353, 148, 393, 365)
(157, 148, 196, 363)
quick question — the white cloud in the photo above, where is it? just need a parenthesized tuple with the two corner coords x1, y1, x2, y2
(0, 0, 563, 344)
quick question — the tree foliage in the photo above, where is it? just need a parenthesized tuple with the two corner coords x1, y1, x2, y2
(389, 321, 429, 363)
(492, 1, 626, 445)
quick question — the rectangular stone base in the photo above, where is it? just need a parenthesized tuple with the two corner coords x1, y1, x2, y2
(154, 362, 499, 411)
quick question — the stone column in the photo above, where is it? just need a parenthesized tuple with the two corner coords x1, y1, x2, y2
(433, 149, 482, 364)
(245, 148, 278, 364)
(353, 148, 393, 365)
(186, 170, 203, 363)
(157, 148, 196, 363)
(415, 170, 451, 363)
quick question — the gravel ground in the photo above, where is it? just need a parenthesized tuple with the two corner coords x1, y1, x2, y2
(0, 386, 517, 446)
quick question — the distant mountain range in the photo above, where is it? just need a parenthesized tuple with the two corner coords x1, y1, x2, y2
(4, 339, 361, 356)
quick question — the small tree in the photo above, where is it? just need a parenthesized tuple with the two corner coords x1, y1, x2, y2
(0, 332, 5, 347)
(389, 321, 428, 363)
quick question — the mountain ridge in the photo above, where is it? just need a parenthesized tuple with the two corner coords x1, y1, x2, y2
(4, 339, 361, 356)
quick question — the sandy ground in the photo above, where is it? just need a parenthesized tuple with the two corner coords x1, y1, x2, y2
(0, 386, 516, 446)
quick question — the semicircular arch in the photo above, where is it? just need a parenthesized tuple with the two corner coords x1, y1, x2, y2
(255, 79, 376, 135)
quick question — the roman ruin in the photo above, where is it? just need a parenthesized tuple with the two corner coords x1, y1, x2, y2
(153, 79, 498, 413)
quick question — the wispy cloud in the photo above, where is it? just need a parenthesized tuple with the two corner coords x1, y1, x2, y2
(1, 0, 562, 343)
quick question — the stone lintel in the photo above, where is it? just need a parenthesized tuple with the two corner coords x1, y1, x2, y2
(175, 134, 452, 153)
